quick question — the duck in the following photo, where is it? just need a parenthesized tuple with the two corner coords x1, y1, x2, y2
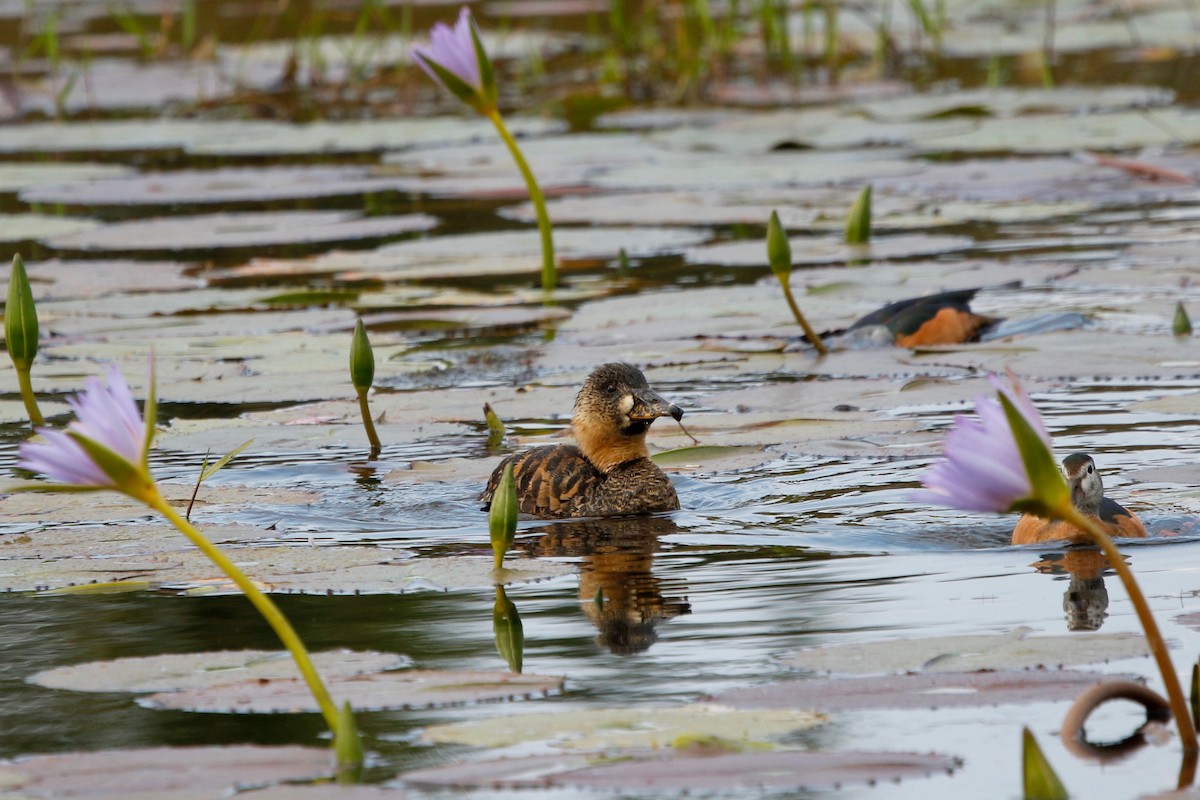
(848, 288, 996, 347)
(1012, 453, 1148, 545)
(480, 363, 683, 518)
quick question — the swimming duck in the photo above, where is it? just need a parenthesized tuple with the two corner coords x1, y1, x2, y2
(849, 288, 995, 347)
(480, 363, 683, 518)
(1011, 453, 1148, 545)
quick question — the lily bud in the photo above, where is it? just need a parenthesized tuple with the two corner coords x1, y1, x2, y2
(5, 254, 38, 371)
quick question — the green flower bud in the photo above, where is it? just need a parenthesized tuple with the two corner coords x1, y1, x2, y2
(349, 319, 375, 393)
(765, 210, 792, 279)
(489, 463, 518, 571)
(845, 184, 872, 245)
(493, 585, 524, 673)
(5, 254, 39, 371)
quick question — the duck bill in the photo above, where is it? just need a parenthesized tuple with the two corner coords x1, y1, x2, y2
(629, 391, 684, 423)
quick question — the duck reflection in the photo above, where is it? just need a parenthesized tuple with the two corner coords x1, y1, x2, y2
(1031, 547, 1115, 632)
(522, 515, 690, 655)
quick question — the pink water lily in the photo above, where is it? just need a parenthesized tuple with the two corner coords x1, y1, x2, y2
(18, 362, 151, 491)
(411, 7, 495, 112)
(911, 372, 1053, 512)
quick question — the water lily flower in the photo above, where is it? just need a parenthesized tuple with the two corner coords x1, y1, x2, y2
(411, 7, 494, 113)
(11, 360, 357, 763)
(411, 7, 556, 293)
(911, 371, 1065, 515)
(18, 364, 153, 496)
(913, 369, 1196, 756)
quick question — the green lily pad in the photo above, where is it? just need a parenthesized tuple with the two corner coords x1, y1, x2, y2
(0, 162, 134, 192)
(781, 629, 1150, 674)
(685, 233, 975, 267)
(40, 210, 436, 253)
(401, 749, 960, 793)
(29, 650, 410, 693)
(140, 669, 564, 713)
(0, 745, 337, 798)
(0, 213, 102, 243)
(422, 705, 825, 751)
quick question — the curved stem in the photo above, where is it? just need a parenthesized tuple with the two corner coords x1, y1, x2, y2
(145, 490, 341, 734)
(16, 366, 44, 428)
(357, 390, 381, 454)
(485, 108, 556, 295)
(777, 277, 828, 356)
(1059, 504, 1197, 755)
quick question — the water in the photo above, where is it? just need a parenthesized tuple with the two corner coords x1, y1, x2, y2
(3, 1, 1200, 796)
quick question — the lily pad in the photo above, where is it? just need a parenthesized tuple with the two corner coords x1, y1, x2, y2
(141, 669, 564, 713)
(422, 705, 825, 750)
(781, 629, 1150, 674)
(685, 233, 975, 268)
(20, 165, 425, 207)
(0, 162, 134, 192)
(29, 649, 410, 693)
(714, 670, 1143, 712)
(0, 213, 102, 243)
(40, 210, 436, 253)
(0, 745, 332, 799)
(400, 749, 960, 793)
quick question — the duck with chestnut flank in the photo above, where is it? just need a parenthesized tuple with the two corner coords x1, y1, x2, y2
(480, 363, 683, 518)
(849, 288, 996, 347)
(1011, 453, 1148, 545)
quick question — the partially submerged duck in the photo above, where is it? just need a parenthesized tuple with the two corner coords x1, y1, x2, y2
(849, 288, 996, 347)
(1012, 453, 1148, 545)
(480, 363, 682, 518)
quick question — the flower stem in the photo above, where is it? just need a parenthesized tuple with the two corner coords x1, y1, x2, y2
(145, 490, 341, 734)
(777, 276, 828, 355)
(16, 366, 44, 428)
(485, 108, 556, 295)
(1059, 504, 1197, 754)
(357, 390, 381, 454)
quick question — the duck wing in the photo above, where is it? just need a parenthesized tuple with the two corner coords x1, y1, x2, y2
(480, 444, 606, 518)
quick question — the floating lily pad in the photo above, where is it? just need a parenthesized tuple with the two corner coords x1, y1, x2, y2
(0, 162, 134, 192)
(0, 745, 332, 799)
(1, 258, 199, 300)
(21, 165, 423, 207)
(858, 87, 1175, 123)
(40, 210, 436, 253)
(141, 669, 564, 713)
(781, 629, 1150, 674)
(714, 670, 1141, 712)
(225, 226, 710, 284)
(0, 213, 102, 243)
(422, 705, 825, 750)
(922, 108, 1200, 155)
(685, 233, 975, 268)
(30, 649, 410, 693)
(401, 749, 959, 793)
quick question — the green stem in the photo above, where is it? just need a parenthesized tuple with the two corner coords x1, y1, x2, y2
(146, 490, 341, 734)
(777, 277, 828, 356)
(357, 390, 381, 453)
(1059, 503, 1197, 755)
(486, 108, 556, 295)
(16, 366, 44, 428)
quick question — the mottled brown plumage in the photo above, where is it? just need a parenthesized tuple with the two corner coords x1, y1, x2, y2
(1012, 453, 1148, 545)
(480, 363, 682, 518)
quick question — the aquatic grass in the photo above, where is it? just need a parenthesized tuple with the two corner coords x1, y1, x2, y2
(185, 440, 253, 521)
(7, 360, 361, 767)
(1023, 727, 1068, 800)
(413, 7, 556, 294)
(5, 255, 44, 428)
(767, 211, 828, 355)
(350, 319, 382, 454)
(915, 370, 1198, 759)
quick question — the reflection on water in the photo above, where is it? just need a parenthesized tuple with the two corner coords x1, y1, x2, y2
(1032, 548, 1114, 632)
(524, 515, 690, 655)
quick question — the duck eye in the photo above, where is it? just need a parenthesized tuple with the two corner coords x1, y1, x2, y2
(603, 382, 618, 394)
(1087, 465, 1094, 474)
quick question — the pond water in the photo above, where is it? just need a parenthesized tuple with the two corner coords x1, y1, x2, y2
(2, 0, 1200, 798)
